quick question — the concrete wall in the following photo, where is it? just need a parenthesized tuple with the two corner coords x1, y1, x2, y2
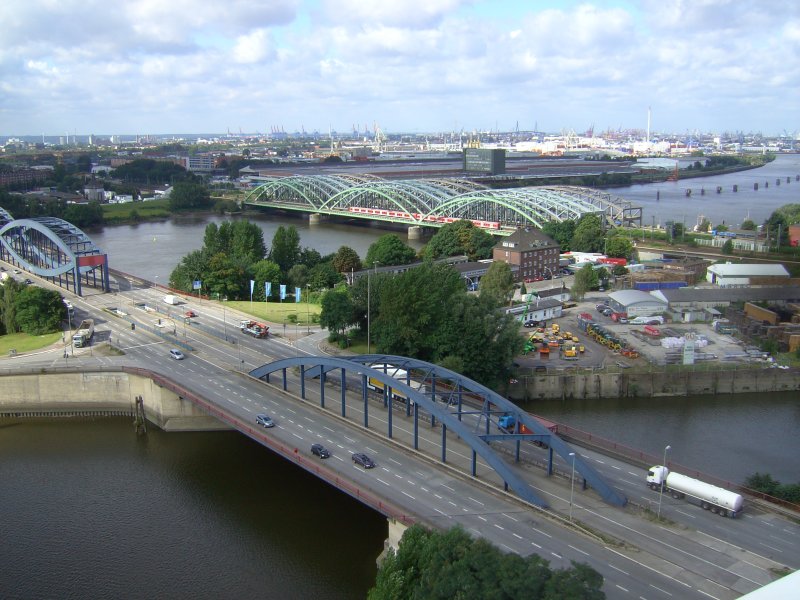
(511, 367, 800, 401)
(0, 370, 227, 431)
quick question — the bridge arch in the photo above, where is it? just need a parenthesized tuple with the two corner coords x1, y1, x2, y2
(0, 215, 109, 295)
(250, 354, 626, 509)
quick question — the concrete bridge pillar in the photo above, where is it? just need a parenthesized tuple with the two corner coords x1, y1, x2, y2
(408, 226, 422, 240)
(377, 518, 408, 565)
(309, 213, 321, 225)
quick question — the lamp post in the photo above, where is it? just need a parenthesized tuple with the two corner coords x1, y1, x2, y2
(306, 283, 311, 334)
(367, 261, 380, 354)
(215, 292, 227, 341)
(569, 452, 576, 521)
(657, 444, 671, 519)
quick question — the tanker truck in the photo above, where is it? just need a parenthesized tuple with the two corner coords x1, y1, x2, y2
(646, 465, 743, 518)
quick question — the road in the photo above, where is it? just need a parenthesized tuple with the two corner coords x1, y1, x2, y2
(6, 271, 799, 599)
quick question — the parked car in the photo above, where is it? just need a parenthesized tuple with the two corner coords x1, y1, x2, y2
(256, 414, 275, 428)
(523, 320, 538, 328)
(311, 444, 331, 459)
(169, 349, 185, 360)
(352, 453, 376, 469)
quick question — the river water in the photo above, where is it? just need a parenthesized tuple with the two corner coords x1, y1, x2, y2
(0, 419, 386, 599)
(5, 157, 799, 598)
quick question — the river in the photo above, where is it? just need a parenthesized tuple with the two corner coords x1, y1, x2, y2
(5, 158, 799, 598)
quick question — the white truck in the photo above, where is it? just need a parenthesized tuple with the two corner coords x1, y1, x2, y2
(367, 364, 426, 404)
(163, 294, 180, 305)
(72, 319, 95, 348)
(647, 465, 743, 518)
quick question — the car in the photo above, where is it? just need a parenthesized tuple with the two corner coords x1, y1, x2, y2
(23, 278, 33, 285)
(523, 320, 538, 328)
(601, 308, 613, 316)
(617, 317, 629, 324)
(256, 414, 275, 428)
(524, 277, 535, 283)
(595, 304, 610, 312)
(311, 443, 331, 458)
(352, 453, 375, 469)
(184, 310, 197, 318)
(169, 349, 185, 360)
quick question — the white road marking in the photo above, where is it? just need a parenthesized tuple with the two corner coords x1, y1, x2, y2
(512, 533, 523, 540)
(532, 528, 552, 539)
(609, 564, 629, 576)
(697, 590, 719, 600)
(401, 491, 415, 500)
(615, 585, 629, 593)
(649, 584, 672, 596)
(477, 516, 487, 522)
(568, 544, 590, 556)
(376, 478, 390, 486)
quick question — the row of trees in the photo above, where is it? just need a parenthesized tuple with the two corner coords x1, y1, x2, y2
(321, 261, 523, 388)
(0, 279, 66, 336)
(745, 473, 800, 504)
(0, 189, 104, 228)
(369, 525, 604, 600)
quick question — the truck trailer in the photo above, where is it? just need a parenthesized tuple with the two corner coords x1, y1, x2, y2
(646, 465, 743, 518)
(367, 365, 426, 403)
(72, 319, 95, 348)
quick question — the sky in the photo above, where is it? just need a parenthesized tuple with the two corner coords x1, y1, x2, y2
(1, 0, 798, 137)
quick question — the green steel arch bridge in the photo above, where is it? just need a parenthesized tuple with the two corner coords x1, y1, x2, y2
(243, 175, 642, 234)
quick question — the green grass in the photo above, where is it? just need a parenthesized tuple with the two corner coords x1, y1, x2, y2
(224, 300, 320, 327)
(0, 331, 63, 355)
(102, 199, 171, 224)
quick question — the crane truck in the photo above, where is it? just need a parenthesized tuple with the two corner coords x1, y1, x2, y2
(72, 319, 95, 347)
(497, 414, 556, 448)
(646, 465, 743, 518)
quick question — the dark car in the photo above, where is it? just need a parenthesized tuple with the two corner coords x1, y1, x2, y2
(523, 320, 538, 328)
(256, 414, 275, 428)
(352, 453, 375, 469)
(311, 443, 331, 459)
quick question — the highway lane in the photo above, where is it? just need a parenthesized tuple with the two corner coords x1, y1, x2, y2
(12, 279, 797, 598)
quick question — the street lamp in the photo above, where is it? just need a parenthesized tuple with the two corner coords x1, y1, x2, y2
(657, 444, 671, 519)
(215, 292, 227, 341)
(569, 452, 576, 521)
(367, 261, 380, 354)
(306, 283, 311, 334)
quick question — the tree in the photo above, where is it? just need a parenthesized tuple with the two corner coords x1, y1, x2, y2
(365, 234, 417, 266)
(740, 219, 756, 230)
(332, 246, 362, 275)
(76, 154, 92, 173)
(721, 239, 734, 255)
(250, 259, 283, 301)
(764, 211, 789, 247)
(320, 288, 355, 341)
(571, 214, 605, 252)
(228, 220, 266, 264)
(270, 225, 301, 273)
(571, 264, 598, 301)
(204, 252, 247, 299)
(424, 220, 497, 260)
(169, 249, 208, 292)
(169, 181, 212, 210)
(308, 262, 344, 290)
(604, 236, 633, 259)
(287, 264, 310, 290)
(63, 201, 104, 228)
(541, 220, 577, 252)
(478, 261, 515, 307)
(13, 286, 65, 335)
(0, 278, 22, 334)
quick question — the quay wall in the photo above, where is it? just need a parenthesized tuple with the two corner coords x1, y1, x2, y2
(0, 369, 226, 431)
(510, 367, 800, 401)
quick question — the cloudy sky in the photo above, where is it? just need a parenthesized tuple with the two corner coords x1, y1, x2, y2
(1, 0, 798, 137)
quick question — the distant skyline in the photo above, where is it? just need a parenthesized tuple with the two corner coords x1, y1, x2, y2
(2, 0, 798, 137)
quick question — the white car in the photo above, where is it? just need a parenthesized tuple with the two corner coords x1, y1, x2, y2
(169, 349, 185, 360)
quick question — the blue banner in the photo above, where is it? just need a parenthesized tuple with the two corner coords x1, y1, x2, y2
(280, 284, 286, 300)
(295, 287, 301, 303)
(250, 280, 254, 295)
(192, 280, 202, 290)
(265, 282, 272, 299)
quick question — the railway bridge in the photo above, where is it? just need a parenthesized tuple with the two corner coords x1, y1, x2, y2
(243, 175, 642, 236)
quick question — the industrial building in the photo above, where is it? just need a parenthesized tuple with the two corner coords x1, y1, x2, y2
(493, 228, 560, 282)
(606, 290, 668, 317)
(705, 263, 790, 286)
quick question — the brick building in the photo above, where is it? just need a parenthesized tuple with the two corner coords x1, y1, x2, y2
(493, 227, 560, 282)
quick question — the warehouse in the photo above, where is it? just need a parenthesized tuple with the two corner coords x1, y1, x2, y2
(607, 290, 668, 317)
(705, 263, 789, 286)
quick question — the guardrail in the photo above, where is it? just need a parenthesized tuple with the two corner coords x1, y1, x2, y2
(536, 413, 800, 515)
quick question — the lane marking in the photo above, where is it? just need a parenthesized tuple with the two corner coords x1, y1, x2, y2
(609, 564, 629, 576)
(615, 585, 629, 593)
(568, 544, 590, 557)
(532, 527, 552, 539)
(401, 491, 415, 500)
(376, 478, 390, 486)
(649, 584, 672, 596)
(697, 591, 719, 600)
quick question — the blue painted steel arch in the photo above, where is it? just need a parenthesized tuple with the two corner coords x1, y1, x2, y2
(345, 355, 626, 508)
(250, 355, 551, 508)
(0, 216, 109, 295)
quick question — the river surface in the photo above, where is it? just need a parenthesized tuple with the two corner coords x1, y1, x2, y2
(5, 159, 799, 598)
(0, 419, 386, 599)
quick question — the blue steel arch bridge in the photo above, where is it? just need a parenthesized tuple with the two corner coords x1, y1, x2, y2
(243, 175, 643, 234)
(0, 207, 109, 296)
(250, 353, 627, 510)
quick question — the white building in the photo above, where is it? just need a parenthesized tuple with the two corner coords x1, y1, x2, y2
(607, 290, 668, 317)
(705, 263, 790, 287)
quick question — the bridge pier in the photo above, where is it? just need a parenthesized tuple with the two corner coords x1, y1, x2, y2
(309, 213, 321, 225)
(377, 519, 408, 565)
(408, 226, 422, 240)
